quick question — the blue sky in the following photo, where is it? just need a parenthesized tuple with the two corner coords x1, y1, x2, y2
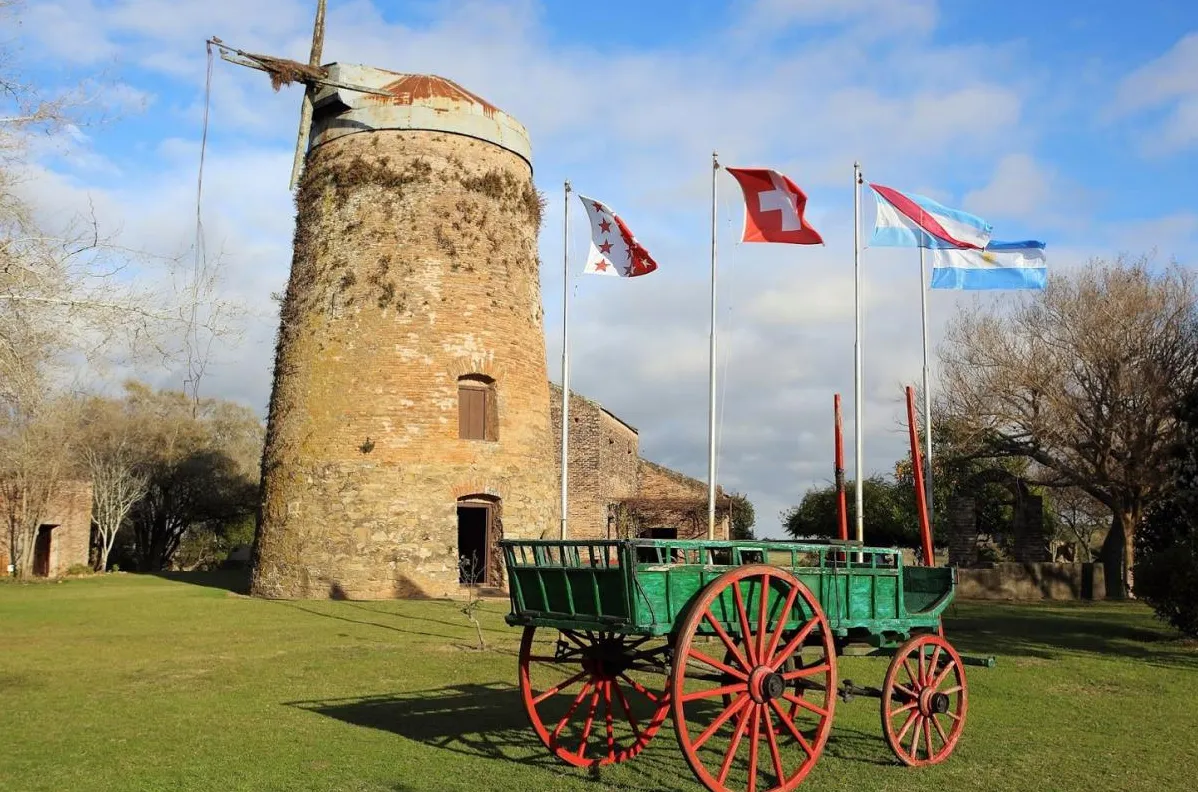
(9, 0, 1198, 533)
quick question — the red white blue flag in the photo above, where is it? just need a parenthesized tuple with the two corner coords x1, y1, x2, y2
(868, 183, 992, 250)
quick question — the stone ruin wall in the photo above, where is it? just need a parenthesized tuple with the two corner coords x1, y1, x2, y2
(549, 384, 640, 538)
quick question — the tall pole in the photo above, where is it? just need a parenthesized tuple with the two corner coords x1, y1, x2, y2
(853, 162, 865, 545)
(289, 0, 327, 190)
(707, 152, 719, 540)
(560, 181, 572, 540)
(919, 246, 935, 531)
(834, 394, 848, 541)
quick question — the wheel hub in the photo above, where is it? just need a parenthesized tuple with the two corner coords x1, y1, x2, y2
(917, 686, 951, 716)
(749, 667, 786, 703)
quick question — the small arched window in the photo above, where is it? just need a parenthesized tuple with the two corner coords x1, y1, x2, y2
(458, 374, 497, 441)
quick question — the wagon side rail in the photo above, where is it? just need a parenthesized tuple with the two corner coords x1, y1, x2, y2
(501, 539, 636, 630)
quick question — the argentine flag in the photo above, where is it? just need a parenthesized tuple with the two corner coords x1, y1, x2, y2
(930, 241, 1047, 290)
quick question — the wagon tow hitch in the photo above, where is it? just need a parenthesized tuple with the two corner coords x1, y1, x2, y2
(838, 680, 885, 702)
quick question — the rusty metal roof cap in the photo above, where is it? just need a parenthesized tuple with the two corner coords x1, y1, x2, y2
(309, 63, 532, 167)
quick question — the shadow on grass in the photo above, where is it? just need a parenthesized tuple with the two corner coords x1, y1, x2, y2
(944, 602, 1198, 671)
(285, 682, 699, 791)
(149, 569, 251, 595)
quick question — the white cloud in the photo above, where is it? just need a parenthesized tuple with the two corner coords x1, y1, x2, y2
(1112, 32, 1198, 154)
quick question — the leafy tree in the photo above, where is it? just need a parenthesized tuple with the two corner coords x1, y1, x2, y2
(939, 258, 1198, 595)
(1134, 388, 1198, 636)
(120, 383, 263, 571)
(728, 493, 756, 540)
(783, 476, 920, 548)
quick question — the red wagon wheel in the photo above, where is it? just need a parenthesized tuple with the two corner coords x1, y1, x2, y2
(518, 625, 670, 768)
(671, 565, 837, 792)
(881, 633, 968, 766)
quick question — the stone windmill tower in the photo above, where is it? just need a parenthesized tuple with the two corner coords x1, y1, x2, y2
(249, 61, 557, 599)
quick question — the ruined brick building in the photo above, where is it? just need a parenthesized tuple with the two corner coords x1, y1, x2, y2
(251, 65, 725, 601)
(0, 482, 92, 577)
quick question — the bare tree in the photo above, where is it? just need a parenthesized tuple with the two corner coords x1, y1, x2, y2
(939, 257, 1198, 596)
(1049, 487, 1108, 562)
(81, 413, 149, 572)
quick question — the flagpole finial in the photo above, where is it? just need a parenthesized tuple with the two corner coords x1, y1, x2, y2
(564, 179, 571, 193)
(712, 151, 719, 169)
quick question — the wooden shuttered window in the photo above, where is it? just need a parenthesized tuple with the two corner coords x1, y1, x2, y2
(459, 385, 488, 440)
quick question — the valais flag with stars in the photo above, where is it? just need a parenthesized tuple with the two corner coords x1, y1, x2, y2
(726, 167, 823, 245)
(578, 195, 659, 277)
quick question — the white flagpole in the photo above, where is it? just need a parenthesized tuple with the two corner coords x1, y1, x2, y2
(853, 162, 865, 546)
(707, 152, 719, 541)
(919, 246, 935, 532)
(560, 180, 571, 540)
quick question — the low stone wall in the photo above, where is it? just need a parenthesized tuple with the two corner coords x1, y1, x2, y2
(956, 562, 1106, 601)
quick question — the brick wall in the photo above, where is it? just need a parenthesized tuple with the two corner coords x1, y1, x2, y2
(548, 387, 729, 541)
(0, 481, 92, 576)
(549, 384, 640, 538)
(252, 126, 558, 600)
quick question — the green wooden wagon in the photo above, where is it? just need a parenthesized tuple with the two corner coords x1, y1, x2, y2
(501, 538, 992, 792)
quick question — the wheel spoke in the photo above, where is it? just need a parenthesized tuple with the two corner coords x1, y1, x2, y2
(781, 663, 831, 681)
(769, 617, 818, 672)
(903, 658, 919, 689)
(604, 682, 616, 760)
(694, 693, 750, 750)
(763, 584, 799, 664)
(944, 710, 961, 722)
(703, 609, 752, 671)
(717, 701, 753, 786)
(917, 645, 927, 686)
(562, 631, 590, 651)
(756, 573, 770, 665)
(577, 684, 601, 758)
(681, 682, 748, 703)
(907, 714, 922, 759)
(532, 670, 590, 705)
(612, 681, 643, 740)
(923, 716, 933, 760)
(781, 692, 829, 718)
(769, 699, 814, 758)
(688, 647, 749, 681)
(931, 713, 949, 747)
(930, 663, 957, 692)
(895, 709, 919, 745)
(893, 682, 917, 700)
(619, 673, 660, 704)
(889, 700, 918, 717)
(941, 685, 963, 696)
(552, 680, 594, 742)
(733, 582, 758, 665)
(927, 645, 943, 685)
(747, 704, 761, 792)
(762, 704, 787, 785)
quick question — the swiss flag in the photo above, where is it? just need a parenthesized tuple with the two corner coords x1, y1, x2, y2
(726, 167, 823, 245)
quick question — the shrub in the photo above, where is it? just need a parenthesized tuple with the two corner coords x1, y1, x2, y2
(1134, 387, 1198, 638)
(64, 564, 93, 577)
(1135, 542, 1198, 638)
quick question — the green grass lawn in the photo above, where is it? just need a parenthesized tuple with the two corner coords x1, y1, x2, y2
(1, 572, 1195, 792)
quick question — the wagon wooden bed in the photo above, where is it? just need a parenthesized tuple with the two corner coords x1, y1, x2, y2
(501, 538, 993, 792)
